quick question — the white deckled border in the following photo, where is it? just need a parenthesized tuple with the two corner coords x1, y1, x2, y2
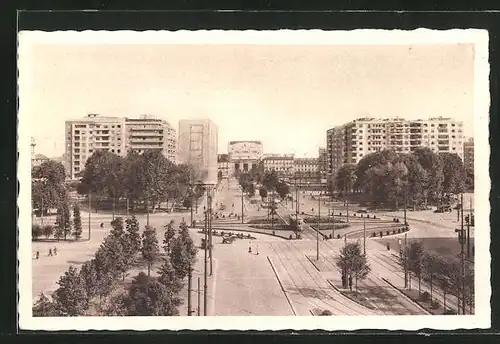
(17, 29, 490, 331)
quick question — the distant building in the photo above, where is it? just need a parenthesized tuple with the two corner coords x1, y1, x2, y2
(217, 153, 231, 179)
(32, 154, 49, 167)
(263, 155, 294, 178)
(294, 157, 319, 181)
(463, 137, 474, 172)
(326, 116, 465, 181)
(64, 114, 177, 180)
(318, 147, 327, 182)
(228, 140, 263, 173)
(177, 119, 218, 184)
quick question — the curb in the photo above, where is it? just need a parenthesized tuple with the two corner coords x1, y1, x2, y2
(267, 256, 297, 316)
(380, 277, 432, 315)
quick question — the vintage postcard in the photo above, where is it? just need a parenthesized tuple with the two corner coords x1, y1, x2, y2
(17, 29, 490, 331)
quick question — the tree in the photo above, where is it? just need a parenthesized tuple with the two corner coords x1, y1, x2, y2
(422, 252, 441, 302)
(336, 242, 370, 293)
(182, 197, 193, 209)
(42, 225, 54, 239)
(276, 181, 290, 199)
(79, 260, 99, 300)
(436, 260, 453, 311)
(399, 154, 428, 208)
(123, 272, 179, 316)
(163, 220, 176, 255)
(99, 234, 128, 281)
(110, 217, 126, 239)
(141, 225, 160, 276)
(440, 152, 466, 196)
(125, 216, 141, 256)
(247, 182, 256, 197)
(217, 170, 223, 181)
(32, 160, 67, 214)
(334, 164, 357, 195)
(72, 203, 82, 240)
(55, 202, 71, 240)
(412, 147, 444, 203)
(262, 171, 279, 191)
(157, 257, 183, 308)
(170, 222, 198, 280)
(259, 187, 268, 199)
(33, 293, 60, 317)
(32, 224, 42, 240)
(52, 266, 88, 316)
(403, 241, 425, 293)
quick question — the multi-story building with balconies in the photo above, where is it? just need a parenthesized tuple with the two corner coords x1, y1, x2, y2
(65, 114, 177, 180)
(125, 115, 177, 163)
(326, 116, 465, 181)
(463, 137, 474, 172)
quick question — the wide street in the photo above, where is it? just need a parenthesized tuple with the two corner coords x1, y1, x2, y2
(32, 177, 472, 316)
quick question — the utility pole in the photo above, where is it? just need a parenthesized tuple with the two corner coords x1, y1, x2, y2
(404, 188, 407, 225)
(112, 197, 115, 221)
(332, 204, 335, 239)
(88, 191, 91, 240)
(241, 188, 244, 224)
(187, 264, 192, 316)
(126, 198, 129, 217)
(404, 233, 408, 288)
(317, 191, 320, 260)
(197, 277, 201, 316)
(190, 185, 194, 226)
(363, 215, 366, 256)
(203, 199, 208, 316)
(209, 187, 213, 276)
(460, 193, 466, 315)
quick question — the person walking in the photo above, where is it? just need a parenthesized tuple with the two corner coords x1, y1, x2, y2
(248, 242, 252, 253)
(54, 247, 57, 256)
(256, 244, 259, 255)
(35, 251, 39, 260)
(48, 248, 53, 257)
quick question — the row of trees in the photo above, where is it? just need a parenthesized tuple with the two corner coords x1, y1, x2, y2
(33, 217, 198, 316)
(400, 241, 474, 313)
(77, 150, 201, 212)
(32, 203, 83, 241)
(335, 242, 371, 292)
(330, 147, 469, 208)
(238, 170, 291, 200)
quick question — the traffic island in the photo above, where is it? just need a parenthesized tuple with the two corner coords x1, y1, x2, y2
(326, 280, 377, 311)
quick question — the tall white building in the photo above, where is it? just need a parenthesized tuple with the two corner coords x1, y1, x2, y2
(64, 114, 176, 180)
(326, 116, 465, 180)
(177, 119, 218, 185)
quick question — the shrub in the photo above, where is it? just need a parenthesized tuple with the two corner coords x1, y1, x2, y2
(443, 309, 456, 315)
(289, 234, 292, 240)
(430, 300, 440, 310)
(379, 232, 383, 238)
(320, 309, 332, 316)
(393, 230, 396, 234)
(386, 231, 390, 236)
(420, 291, 431, 302)
(32, 224, 43, 240)
(337, 234, 341, 239)
(398, 228, 401, 233)
(371, 232, 376, 238)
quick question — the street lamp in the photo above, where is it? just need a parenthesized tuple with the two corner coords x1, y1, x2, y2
(316, 189, 324, 260)
(454, 193, 466, 315)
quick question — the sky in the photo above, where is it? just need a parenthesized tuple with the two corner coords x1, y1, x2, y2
(19, 42, 475, 158)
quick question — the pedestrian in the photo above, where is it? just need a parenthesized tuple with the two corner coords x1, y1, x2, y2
(100, 222, 104, 228)
(48, 248, 53, 257)
(248, 242, 252, 253)
(35, 251, 39, 260)
(54, 247, 57, 256)
(256, 244, 259, 255)
(348, 275, 353, 290)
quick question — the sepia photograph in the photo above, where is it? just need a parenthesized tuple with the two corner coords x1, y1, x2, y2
(17, 29, 490, 331)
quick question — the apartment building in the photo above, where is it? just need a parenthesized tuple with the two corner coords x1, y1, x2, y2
(318, 147, 327, 182)
(294, 157, 319, 180)
(463, 137, 474, 172)
(326, 116, 465, 180)
(262, 155, 295, 177)
(177, 119, 218, 185)
(65, 114, 176, 180)
(125, 115, 177, 163)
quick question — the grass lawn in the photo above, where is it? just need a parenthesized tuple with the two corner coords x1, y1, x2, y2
(377, 237, 475, 262)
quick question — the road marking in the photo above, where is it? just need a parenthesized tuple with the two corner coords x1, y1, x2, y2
(267, 256, 297, 316)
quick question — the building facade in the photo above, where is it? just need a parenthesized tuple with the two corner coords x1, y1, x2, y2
(262, 155, 295, 178)
(318, 147, 327, 182)
(177, 119, 218, 185)
(125, 115, 177, 163)
(463, 137, 474, 172)
(217, 153, 231, 179)
(228, 140, 263, 173)
(32, 154, 49, 167)
(64, 114, 177, 180)
(294, 157, 319, 181)
(326, 116, 465, 180)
